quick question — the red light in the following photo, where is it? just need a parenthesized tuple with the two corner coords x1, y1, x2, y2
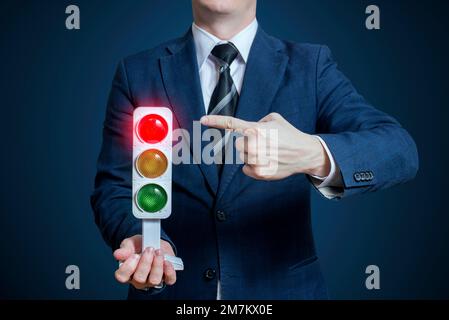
(137, 114, 169, 144)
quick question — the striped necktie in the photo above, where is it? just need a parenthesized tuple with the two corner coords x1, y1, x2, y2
(207, 42, 240, 174)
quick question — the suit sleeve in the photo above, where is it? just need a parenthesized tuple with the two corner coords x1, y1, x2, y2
(315, 46, 419, 199)
(90, 61, 176, 252)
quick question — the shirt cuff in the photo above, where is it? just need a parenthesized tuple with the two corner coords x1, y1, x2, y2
(309, 136, 344, 199)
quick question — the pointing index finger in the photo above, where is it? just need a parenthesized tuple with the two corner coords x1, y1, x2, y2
(200, 115, 254, 132)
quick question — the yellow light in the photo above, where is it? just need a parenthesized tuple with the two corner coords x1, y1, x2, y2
(136, 149, 168, 178)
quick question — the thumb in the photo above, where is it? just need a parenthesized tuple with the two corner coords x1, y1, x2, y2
(113, 235, 142, 261)
(161, 239, 175, 256)
(258, 112, 283, 123)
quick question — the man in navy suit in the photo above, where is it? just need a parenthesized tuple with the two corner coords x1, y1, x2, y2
(91, 0, 418, 299)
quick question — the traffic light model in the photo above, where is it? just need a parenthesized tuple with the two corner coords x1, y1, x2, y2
(133, 107, 183, 271)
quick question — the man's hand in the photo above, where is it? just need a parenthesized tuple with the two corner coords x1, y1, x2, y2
(201, 113, 330, 180)
(113, 235, 177, 290)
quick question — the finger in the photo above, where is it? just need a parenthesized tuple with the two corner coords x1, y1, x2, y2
(239, 150, 262, 165)
(235, 130, 259, 152)
(238, 149, 247, 164)
(114, 235, 142, 261)
(235, 136, 245, 153)
(161, 239, 175, 256)
(235, 136, 250, 164)
(243, 162, 278, 180)
(115, 254, 140, 283)
(163, 260, 177, 286)
(200, 115, 254, 132)
(243, 164, 259, 179)
(130, 279, 147, 290)
(148, 250, 164, 287)
(242, 164, 272, 180)
(132, 247, 155, 284)
(239, 132, 268, 165)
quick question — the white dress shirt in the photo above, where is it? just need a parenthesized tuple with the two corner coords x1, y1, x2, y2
(191, 19, 343, 299)
(192, 20, 257, 111)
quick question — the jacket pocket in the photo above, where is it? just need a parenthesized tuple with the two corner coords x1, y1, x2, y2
(286, 256, 328, 300)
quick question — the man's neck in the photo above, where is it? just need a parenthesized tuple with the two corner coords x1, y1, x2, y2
(194, 15, 256, 40)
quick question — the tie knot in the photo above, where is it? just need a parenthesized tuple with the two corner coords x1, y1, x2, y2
(211, 42, 239, 66)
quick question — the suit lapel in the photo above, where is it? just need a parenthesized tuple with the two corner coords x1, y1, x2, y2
(216, 28, 289, 202)
(160, 31, 219, 195)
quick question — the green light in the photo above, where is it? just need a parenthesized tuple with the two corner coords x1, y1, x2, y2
(136, 184, 168, 213)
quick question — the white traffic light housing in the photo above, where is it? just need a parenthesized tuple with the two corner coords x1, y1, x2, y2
(132, 107, 183, 271)
(133, 107, 172, 219)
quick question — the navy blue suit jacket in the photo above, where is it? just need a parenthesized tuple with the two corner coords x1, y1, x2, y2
(91, 27, 418, 300)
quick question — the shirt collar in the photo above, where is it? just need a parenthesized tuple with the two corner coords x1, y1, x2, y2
(192, 18, 258, 69)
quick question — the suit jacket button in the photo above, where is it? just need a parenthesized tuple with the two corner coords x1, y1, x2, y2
(216, 210, 227, 222)
(354, 173, 361, 182)
(204, 268, 216, 280)
(360, 172, 367, 181)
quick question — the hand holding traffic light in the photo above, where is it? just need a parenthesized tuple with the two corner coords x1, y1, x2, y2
(201, 113, 330, 180)
(113, 235, 177, 289)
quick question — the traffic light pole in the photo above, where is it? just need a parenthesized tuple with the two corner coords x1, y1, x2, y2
(142, 219, 161, 250)
(142, 219, 184, 271)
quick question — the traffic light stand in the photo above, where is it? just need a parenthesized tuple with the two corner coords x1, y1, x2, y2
(142, 219, 184, 271)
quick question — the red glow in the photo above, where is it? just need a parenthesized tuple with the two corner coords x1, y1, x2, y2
(137, 114, 169, 144)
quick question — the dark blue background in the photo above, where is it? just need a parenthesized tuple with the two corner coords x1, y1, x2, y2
(1, 0, 448, 299)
